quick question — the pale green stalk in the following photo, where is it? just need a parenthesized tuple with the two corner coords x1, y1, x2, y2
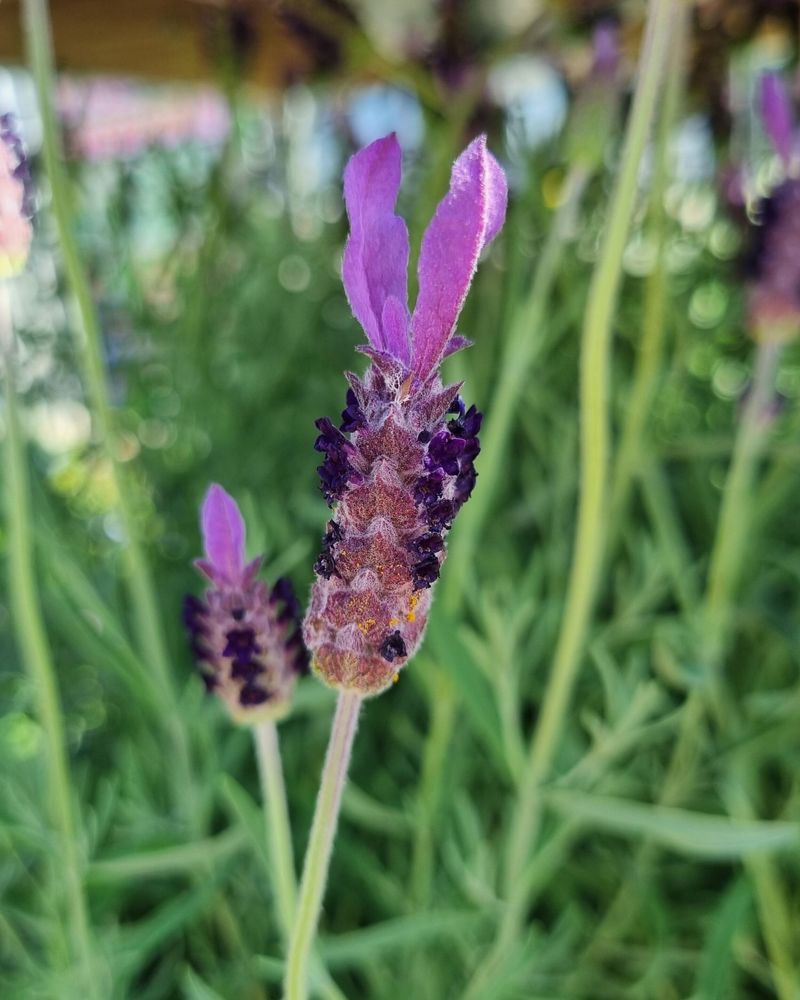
(22, 0, 195, 823)
(253, 721, 347, 1000)
(284, 692, 362, 1000)
(254, 720, 298, 944)
(610, 3, 685, 528)
(2, 286, 98, 997)
(501, 0, 675, 942)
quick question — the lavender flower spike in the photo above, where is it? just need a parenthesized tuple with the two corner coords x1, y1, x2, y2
(760, 72, 795, 171)
(184, 484, 308, 723)
(304, 134, 507, 696)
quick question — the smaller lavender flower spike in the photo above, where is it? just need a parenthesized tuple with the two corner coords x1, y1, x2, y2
(760, 72, 795, 169)
(342, 133, 411, 365)
(184, 484, 307, 724)
(410, 136, 508, 381)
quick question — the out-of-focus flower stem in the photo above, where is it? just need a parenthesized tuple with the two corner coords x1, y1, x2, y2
(610, 4, 685, 531)
(22, 0, 196, 826)
(443, 161, 590, 608)
(502, 0, 674, 945)
(1, 286, 99, 998)
(409, 163, 590, 908)
(701, 336, 799, 999)
(284, 691, 361, 1000)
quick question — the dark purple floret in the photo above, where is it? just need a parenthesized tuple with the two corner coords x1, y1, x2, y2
(379, 630, 408, 662)
(314, 417, 348, 453)
(182, 593, 207, 630)
(313, 549, 337, 579)
(413, 470, 445, 506)
(411, 554, 441, 590)
(223, 627, 261, 666)
(272, 576, 301, 623)
(448, 396, 466, 418)
(411, 531, 444, 556)
(231, 658, 264, 681)
(448, 403, 482, 439)
(425, 430, 466, 476)
(317, 452, 355, 505)
(340, 388, 367, 432)
(454, 466, 478, 507)
(239, 683, 271, 706)
(426, 498, 455, 531)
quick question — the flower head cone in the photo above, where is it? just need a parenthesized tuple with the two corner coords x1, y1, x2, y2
(183, 484, 308, 724)
(747, 73, 800, 342)
(0, 114, 33, 279)
(304, 133, 507, 696)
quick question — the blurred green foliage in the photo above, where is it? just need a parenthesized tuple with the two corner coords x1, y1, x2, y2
(4, 8, 800, 999)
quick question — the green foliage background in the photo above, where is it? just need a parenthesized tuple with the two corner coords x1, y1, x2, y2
(3, 5, 800, 998)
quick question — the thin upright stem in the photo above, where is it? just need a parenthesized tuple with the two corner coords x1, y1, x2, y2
(443, 162, 590, 610)
(699, 337, 799, 999)
(284, 691, 362, 1000)
(22, 0, 196, 824)
(610, 4, 686, 530)
(502, 0, 675, 937)
(253, 720, 298, 945)
(2, 286, 98, 997)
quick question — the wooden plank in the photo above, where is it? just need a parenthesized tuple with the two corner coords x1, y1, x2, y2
(0, 0, 312, 88)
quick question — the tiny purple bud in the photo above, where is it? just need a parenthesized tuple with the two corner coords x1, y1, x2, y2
(759, 72, 794, 169)
(304, 135, 506, 696)
(185, 485, 307, 723)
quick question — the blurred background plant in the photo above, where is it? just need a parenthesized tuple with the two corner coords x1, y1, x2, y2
(2, 0, 800, 998)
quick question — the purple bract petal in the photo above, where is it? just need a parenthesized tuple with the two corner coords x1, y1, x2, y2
(342, 133, 411, 365)
(199, 484, 246, 586)
(760, 72, 794, 168)
(410, 135, 508, 381)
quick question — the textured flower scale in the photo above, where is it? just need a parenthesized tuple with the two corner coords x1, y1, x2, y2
(184, 485, 307, 724)
(304, 133, 507, 696)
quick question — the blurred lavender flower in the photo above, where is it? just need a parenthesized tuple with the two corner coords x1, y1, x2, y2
(747, 73, 800, 341)
(304, 134, 507, 696)
(184, 484, 307, 723)
(0, 114, 33, 279)
(564, 21, 624, 170)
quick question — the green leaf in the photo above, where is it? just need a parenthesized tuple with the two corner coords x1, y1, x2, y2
(318, 910, 490, 966)
(88, 827, 246, 882)
(695, 877, 751, 1000)
(546, 790, 800, 858)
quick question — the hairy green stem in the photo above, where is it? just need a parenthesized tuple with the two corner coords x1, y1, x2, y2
(502, 0, 675, 937)
(22, 0, 195, 824)
(284, 692, 362, 1000)
(2, 287, 98, 996)
(254, 720, 298, 945)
